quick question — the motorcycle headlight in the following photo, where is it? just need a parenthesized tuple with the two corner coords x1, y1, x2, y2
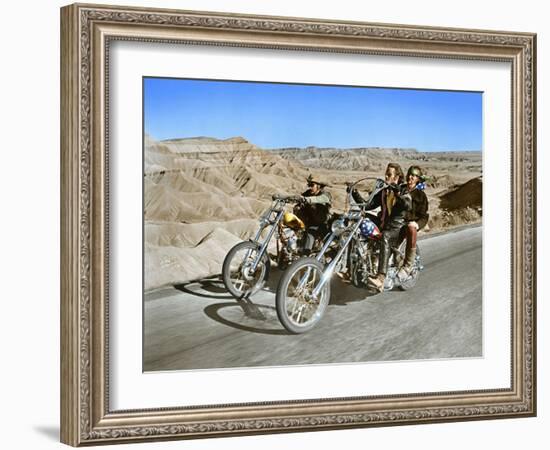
(331, 219, 346, 235)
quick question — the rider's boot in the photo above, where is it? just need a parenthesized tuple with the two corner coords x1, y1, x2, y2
(397, 247, 416, 280)
(368, 273, 386, 292)
(336, 269, 351, 282)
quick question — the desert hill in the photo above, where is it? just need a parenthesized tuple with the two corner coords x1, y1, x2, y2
(439, 176, 483, 211)
(145, 136, 312, 289)
(144, 136, 482, 290)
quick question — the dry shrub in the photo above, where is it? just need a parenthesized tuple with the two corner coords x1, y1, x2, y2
(428, 207, 482, 232)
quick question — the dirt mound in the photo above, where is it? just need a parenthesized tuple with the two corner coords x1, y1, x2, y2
(438, 176, 482, 211)
(426, 176, 483, 232)
(145, 219, 258, 248)
(145, 228, 243, 291)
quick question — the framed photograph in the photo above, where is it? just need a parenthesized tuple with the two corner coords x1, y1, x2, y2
(60, 3, 536, 446)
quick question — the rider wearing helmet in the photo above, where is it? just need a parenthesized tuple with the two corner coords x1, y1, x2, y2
(397, 165, 429, 279)
(294, 174, 332, 254)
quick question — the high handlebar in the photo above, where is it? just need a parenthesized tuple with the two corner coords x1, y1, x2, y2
(345, 177, 406, 210)
(273, 178, 408, 207)
(346, 177, 402, 193)
(271, 194, 302, 203)
(346, 177, 378, 201)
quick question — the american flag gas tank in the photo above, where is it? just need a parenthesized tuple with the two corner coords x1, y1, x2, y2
(359, 218, 382, 240)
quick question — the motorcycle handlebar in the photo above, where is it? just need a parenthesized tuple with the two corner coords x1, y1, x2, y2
(345, 177, 409, 212)
(272, 194, 301, 203)
(346, 178, 403, 197)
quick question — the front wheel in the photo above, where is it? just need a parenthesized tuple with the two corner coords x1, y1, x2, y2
(276, 257, 331, 334)
(222, 241, 270, 299)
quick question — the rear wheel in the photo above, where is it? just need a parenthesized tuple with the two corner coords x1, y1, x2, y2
(222, 241, 270, 299)
(276, 257, 330, 334)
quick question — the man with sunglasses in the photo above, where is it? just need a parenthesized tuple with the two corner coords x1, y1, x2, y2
(293, 174, 332, 255)
(353, 163, 412, 292)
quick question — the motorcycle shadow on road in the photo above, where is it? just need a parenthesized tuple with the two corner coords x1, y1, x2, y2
(203, 301, 287, 336)
(174, 277, 234, 299)
(173, 268, 381, 334)
(327, 277, 381, 306)
(175, 272, 288, 335)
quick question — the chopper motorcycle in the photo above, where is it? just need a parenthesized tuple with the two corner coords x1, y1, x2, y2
(275, 178, 424, 334)
(222, 194, 319, 299)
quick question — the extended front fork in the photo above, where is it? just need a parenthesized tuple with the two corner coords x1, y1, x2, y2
(248, 210, 284, 273)
(295, 219, 363, 299)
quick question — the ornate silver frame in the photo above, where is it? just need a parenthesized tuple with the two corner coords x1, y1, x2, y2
(60, 3, 536, 446)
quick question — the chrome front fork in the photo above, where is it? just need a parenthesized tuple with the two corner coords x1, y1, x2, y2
(249, 210, 284, 272)
(311, 221, 362, 298)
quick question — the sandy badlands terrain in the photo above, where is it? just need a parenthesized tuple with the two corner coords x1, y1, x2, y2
(144, 136, 482, 290)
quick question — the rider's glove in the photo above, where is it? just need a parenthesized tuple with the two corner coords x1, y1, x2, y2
(388, 183, 400, 192)
(287, 195, 303, 203)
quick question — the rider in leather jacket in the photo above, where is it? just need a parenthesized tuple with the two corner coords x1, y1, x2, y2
(397, 165, 429, 279)
(350, 163, 412, 291)
(294, 174, 332, 255)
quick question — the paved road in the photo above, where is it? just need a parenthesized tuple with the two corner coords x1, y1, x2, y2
(144, 225, 482, 371)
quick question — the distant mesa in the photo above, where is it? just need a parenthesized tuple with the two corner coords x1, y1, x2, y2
(161, 136, 250, 145)
(269, 146, 481, 173)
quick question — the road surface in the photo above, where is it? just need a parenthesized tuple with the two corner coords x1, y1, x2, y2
(144, 225, 482, 371)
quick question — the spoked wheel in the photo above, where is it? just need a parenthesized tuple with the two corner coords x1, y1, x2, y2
(398, 241, 420, 291)
(222, 241, 270, 299)
(276, 257, 330, 334)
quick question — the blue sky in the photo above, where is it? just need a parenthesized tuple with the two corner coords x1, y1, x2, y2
(143, 77, 482, 152)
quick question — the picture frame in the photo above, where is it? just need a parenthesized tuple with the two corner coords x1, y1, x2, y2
(60, 3, 536, 446)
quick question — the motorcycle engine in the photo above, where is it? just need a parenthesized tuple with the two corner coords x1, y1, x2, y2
(350, 237, 375, 285)
(277, 227, 301, 270)
(281, 228, 298, 251)
(353, 237, 370, 260)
